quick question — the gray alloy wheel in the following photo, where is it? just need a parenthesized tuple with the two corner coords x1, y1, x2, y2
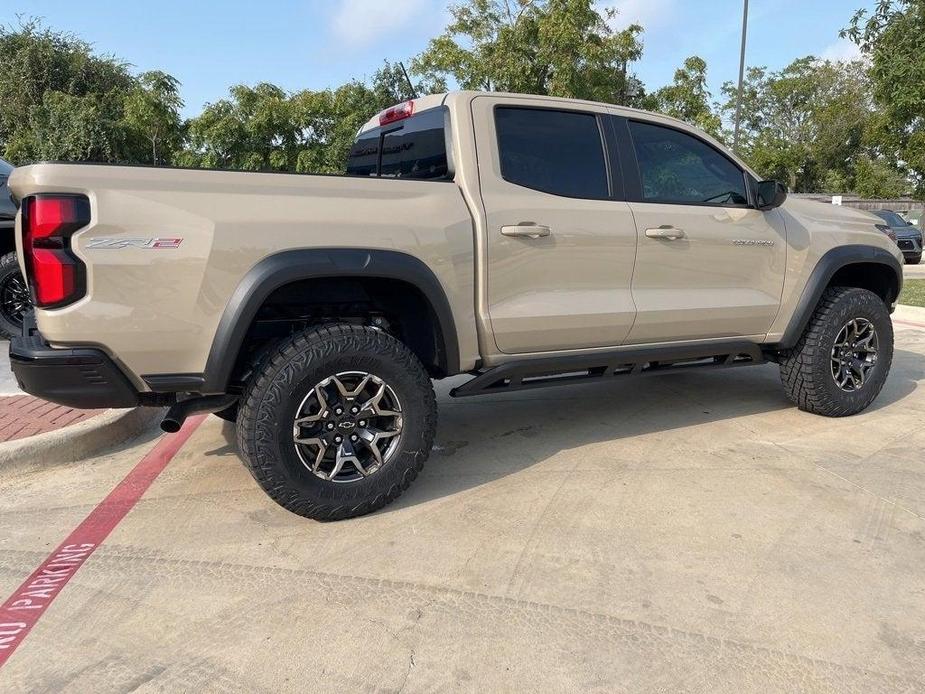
(293, 371, 403, 483)
(236, 324, 437, 521)
(830, 318, 879, 392)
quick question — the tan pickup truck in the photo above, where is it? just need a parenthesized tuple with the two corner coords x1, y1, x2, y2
(9, 91, 903, 520)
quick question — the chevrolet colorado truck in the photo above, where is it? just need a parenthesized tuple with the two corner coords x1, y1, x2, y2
(8, 91, 903, 521)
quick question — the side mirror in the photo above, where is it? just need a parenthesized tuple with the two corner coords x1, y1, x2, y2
(755, 180, 787, 210)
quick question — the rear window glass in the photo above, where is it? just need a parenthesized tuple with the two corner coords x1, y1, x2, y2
(346, 107, 450, 180)
(494, 107, 609, 199)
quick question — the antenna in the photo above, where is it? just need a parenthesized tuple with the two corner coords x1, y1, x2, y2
(399, 62, 419, 100)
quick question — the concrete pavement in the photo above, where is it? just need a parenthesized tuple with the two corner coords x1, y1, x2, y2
(904, 261, 925, 280)
(0, 319, 923, 692)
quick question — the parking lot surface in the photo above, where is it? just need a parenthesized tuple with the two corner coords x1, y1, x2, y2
(1, 319, 924, 692)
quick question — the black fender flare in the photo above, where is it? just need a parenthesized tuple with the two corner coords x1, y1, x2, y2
(201, 248, 460, 392)
(777, 244, 902, 349)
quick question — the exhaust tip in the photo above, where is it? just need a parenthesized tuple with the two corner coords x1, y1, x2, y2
(160, 418, 182, 434)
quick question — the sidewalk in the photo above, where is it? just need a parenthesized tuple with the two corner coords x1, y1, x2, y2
(0, 395, 103, 443)
(0, 339, 104, 443)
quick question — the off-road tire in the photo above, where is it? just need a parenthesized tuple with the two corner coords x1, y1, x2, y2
(779, 287, 893, 417)
(0, 251, 28, 339)
(236, 324, 437, 521)
(906, 253, 921, 265)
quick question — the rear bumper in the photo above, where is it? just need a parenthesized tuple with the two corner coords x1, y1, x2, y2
(10, 328, 140, 409)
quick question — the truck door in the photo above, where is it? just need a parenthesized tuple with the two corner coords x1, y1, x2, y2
(471, 96, 638, 354)
(618, 118, 787, 344)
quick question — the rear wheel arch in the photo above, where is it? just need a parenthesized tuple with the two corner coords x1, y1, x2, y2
(202, 249, 460, 393)
(778, 245, 902, 350)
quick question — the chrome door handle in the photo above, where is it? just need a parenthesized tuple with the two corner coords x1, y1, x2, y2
(645, 225, 686, 240)
(501, 223, 552, 239)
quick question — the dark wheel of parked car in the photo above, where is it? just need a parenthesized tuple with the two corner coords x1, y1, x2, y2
(236, 324, 437, 521)
(906, 254, 922, 265)
(779, 287, 893, 417)
(0, 251, 30, 339)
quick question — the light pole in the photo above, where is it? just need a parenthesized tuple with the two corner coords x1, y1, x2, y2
(733, 0, 749, 153)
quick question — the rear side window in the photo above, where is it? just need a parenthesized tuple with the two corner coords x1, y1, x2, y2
(346, 107, 450, 180)
(495, 107, 609, 199)
(629, 121, 748, 206)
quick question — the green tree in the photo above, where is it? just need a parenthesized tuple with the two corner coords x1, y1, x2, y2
(370, 60, 446, 103)
(413, 0, 644, 105)
(9, 91, 125, 162)
(179, 60, 442, 175)
(0, 18, 184, 165)
(178, 83, 298, 170)
(123, 71, 184, 165)
(290, 81, 382, 174)
(854, 154, 910, 198)
(721, 57, 883, 194)
(844, 0, 925, 196)
(647, 56, 721, 137)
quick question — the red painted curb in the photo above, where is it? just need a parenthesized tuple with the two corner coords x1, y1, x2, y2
(0, 414, 206, 668)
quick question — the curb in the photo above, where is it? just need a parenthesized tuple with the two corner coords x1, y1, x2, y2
(0, 406, 164, 473)
(894, 304, 925, 323)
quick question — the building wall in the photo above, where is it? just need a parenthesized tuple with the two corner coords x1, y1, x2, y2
(791, 194, 925, 215)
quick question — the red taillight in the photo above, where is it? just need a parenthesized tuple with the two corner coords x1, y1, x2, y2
(22, 195, 90, 308)
(378, 100, 414, 126)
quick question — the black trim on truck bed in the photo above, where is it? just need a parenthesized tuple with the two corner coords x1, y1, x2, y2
(10, 330, 140, 409)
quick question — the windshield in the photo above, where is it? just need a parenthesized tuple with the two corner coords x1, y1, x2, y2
(873, 209, 910, 227)
(0, 158, 12, 176)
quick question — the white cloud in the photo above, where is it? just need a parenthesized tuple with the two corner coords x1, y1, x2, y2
(820, 37, 862, 63)
(600, 0, 678, 31)
(330, 0, 430, 45)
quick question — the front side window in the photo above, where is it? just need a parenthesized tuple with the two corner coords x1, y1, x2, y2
(630, 121, 748, 206)
(495, 107, 609, 199)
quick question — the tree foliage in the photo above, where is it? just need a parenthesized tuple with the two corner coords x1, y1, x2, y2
(647, 56, 721, 137)
(843, 0, 925, 195)
(719, 57, 890, 194)
(413, 0, 644, 104)
(177, 62, 441, 174)
(123, 71, 184, 165)
(0, 19, 140, 163)
(2, 7, 923, 198)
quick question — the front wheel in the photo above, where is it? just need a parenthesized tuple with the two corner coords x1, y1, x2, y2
(779, 287, 893, 417)
(906, 254, 921, 265)
(236, 324, 437, 521)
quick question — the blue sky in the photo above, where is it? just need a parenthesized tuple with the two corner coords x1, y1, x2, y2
(2, 0, 872, 117)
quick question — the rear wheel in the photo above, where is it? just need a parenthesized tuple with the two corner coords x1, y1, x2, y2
(0, 251, 29, 339)
(236, 324, 437, 521)
(779, 287, 893, 417)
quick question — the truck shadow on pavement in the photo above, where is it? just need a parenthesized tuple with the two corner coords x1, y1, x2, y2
(212, 348, 922, 516)
(388, 348, 924, 513)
